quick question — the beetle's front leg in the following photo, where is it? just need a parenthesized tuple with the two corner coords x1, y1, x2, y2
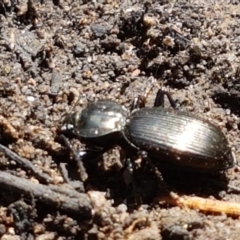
(60, 135, 104, 182)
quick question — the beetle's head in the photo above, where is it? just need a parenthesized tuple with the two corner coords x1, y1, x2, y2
(59, 111, 81, 137)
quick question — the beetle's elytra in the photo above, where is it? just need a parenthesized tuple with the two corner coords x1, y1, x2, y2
(124, 107, 235, 171)
(61, 88, 236, 182)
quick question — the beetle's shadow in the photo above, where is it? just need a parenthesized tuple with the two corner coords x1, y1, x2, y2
(57, 141, 233, 206)
(152, 160, 231, 198)
(65, 155, 232, 206)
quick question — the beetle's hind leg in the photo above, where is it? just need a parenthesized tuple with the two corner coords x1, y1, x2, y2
(130, 80, 179, 111)
(137, 150, 171, 195)
(154, 89, 177, 109)
(147, 158, 171, 194)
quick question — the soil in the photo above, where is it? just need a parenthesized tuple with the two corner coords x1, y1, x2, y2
(1, 0, 240, 239)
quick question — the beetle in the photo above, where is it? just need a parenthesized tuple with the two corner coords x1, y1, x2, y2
(60, 88, 236, 183)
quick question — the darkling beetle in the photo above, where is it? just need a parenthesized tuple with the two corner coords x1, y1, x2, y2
(60, 87, 236, 185)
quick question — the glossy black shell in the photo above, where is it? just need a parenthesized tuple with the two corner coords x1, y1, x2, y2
(123, 107, 236, 171)
(71, 100, 128, 138)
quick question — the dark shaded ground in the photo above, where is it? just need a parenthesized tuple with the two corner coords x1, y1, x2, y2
(1, 0, 240, 239)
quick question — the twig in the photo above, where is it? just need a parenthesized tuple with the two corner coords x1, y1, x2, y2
(157, 192, 240, 216)
(0, 143, 52, 184)
(59, 162, 85, 192)
(48, 182, 84, 198)
(0, 170, 92, 218)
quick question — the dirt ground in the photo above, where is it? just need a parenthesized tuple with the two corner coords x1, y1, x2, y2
(1, 0, 240, 239)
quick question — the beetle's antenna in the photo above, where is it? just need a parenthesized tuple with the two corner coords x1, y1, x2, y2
(142, 76, 156, 104)
(59, 92, 86, 125)
(130, 76, 156, 111)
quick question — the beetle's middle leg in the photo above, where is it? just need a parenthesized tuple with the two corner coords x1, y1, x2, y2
(122, 158, 141, 203)
(123, 150, 171, 202)
(137, 150, 171, 194)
